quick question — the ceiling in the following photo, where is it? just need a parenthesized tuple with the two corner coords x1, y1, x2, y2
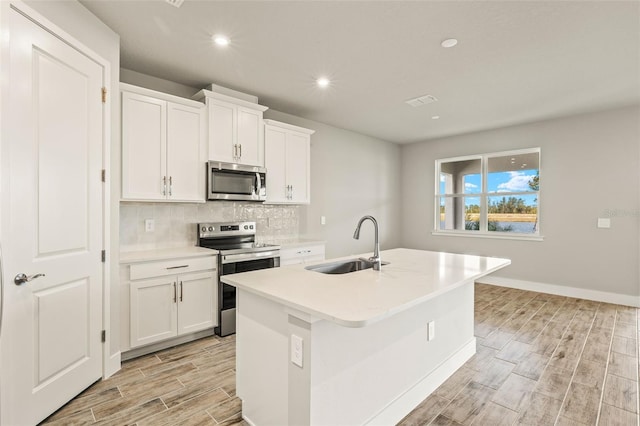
(80, 0, 640, 144)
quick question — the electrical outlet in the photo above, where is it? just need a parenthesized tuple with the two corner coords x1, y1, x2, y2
(145, 219, 155, 232)
(321, 216, 326, 225)
(597, 218, 611, 229)
(291, 334, 303, 367)
(427, 321, 435, 341)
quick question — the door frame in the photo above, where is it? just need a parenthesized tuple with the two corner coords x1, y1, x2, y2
(0, 0, 114, 381)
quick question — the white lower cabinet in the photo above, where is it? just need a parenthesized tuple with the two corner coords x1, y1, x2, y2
(121, 251, 217, 354)
(130, 270, 216, 348)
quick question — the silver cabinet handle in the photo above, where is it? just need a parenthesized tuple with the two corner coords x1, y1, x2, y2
(14, 273, 45, 286)
(179, 281, 183, 302)
(173, 282, 177, 303)
(238, 144, 242, 159)
(233, 144, 238, 160)
(166, 264, 189, 270)
(169, 176, 173, 196)
(162, 176, 167, 196)
(290, 185, 293, 200)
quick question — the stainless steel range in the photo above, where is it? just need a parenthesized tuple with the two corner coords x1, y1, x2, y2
(197, 221, 280, 336)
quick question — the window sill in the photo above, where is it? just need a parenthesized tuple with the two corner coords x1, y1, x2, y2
(431, 230, 544, 242)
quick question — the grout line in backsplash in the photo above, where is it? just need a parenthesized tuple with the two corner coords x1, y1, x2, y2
(119, 201, 300, 252)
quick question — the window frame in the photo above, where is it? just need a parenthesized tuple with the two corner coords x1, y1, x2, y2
(433, 148, 543, 241)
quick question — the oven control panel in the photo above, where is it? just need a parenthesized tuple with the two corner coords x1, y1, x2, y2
(198, 221, 256, 238)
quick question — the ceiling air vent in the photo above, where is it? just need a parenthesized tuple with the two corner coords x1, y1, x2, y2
(165, 0, 185, 8)
(405, 94, 438, 107)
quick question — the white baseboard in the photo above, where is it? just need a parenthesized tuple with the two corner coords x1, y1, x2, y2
(477, 276, 640, 308)
(104, 351, 121, 379)
(365, 338, 476, 426)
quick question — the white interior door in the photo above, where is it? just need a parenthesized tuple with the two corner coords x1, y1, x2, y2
(1, 6, 104, 425)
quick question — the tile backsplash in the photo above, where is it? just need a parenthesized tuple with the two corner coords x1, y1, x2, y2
(120, 202, 300, 252)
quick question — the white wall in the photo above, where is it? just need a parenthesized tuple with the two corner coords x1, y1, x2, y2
(23, 0, 122, 368)
(264, 110, 402, 259)
(401, 106, 640, 299)
(121, 68, 197, 99)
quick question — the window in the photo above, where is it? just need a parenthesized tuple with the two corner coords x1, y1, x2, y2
(435, 148, 540, 238)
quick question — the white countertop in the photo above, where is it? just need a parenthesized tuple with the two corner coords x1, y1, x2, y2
(222, 248, 510, 328)
(120, 246, 218, 264)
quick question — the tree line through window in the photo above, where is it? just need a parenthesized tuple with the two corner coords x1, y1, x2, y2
(436, 149, 540, 235)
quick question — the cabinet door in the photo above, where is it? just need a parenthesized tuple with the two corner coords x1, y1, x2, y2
(237, 106, 263, 166)
(208, 99, 236, 163)
(130, 277, 177, 348)
(122, 92, 167, 200)
(167, 102, 205, 201)
(265, 126, 288, 203)
(286, 132, 311, 204)
(177, 271, 217, 335)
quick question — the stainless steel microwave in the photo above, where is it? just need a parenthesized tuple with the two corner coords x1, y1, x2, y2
(207, 161, 267, 201)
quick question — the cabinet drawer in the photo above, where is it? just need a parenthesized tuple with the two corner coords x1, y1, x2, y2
(130, 256, 217, 280)
(280, 244, 325, 266)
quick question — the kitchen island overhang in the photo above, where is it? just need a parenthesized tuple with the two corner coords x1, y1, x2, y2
(222, 248, 510, 425)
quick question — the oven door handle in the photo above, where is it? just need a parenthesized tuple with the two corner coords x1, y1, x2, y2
(222, 250, 280, 264)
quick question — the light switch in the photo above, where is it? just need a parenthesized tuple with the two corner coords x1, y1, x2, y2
(597, 218, 611, 229)
(145, 219, 155, 232)
(321, 216, 326, 225)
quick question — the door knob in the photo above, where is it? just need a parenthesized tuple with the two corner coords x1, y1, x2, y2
(14, 273, 45, 286)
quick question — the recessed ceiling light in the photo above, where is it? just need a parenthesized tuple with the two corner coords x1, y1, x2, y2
(441, 38, 458, 48)
(165, 0, 184, 8)
(316, 77, 330, 88)
(405, 94, 438, 107)
(213, 35, 230, 47)
(431, 115, 440, 120)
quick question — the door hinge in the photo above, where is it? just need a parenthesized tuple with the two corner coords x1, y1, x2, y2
(101, 87, 107, 103)
(101, 330, 106, 343)
(101, 169, 106, 182)
(101, 250, 106, 262)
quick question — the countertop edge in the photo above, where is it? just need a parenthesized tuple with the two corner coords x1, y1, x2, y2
(223, 251, 511, 328)
(120, 246, 218, 264)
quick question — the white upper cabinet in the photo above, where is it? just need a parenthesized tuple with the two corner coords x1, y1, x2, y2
(121, 83, 206, 202)
(194, 89, 268, 167)
(264, 119, 314, 204)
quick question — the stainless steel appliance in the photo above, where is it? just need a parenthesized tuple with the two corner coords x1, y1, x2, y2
(197, 221, 279, 336)
(207, 161, 267, 201)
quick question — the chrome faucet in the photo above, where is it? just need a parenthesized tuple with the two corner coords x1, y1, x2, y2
(353, 215, 381, 271)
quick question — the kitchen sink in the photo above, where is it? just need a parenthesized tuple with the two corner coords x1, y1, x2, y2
(305, 258, 389, 274)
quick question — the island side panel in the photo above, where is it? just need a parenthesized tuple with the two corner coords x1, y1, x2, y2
(306, 281, 475, 425)
(237, 281, 476, 426)
(236, 289, 290, 425)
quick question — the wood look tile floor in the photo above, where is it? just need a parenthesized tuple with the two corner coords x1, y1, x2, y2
(399, 284, 640, 426)
(42, 284, 639, 426)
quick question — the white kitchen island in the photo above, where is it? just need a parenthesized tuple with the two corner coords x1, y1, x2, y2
(222, 248, 510, 426)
